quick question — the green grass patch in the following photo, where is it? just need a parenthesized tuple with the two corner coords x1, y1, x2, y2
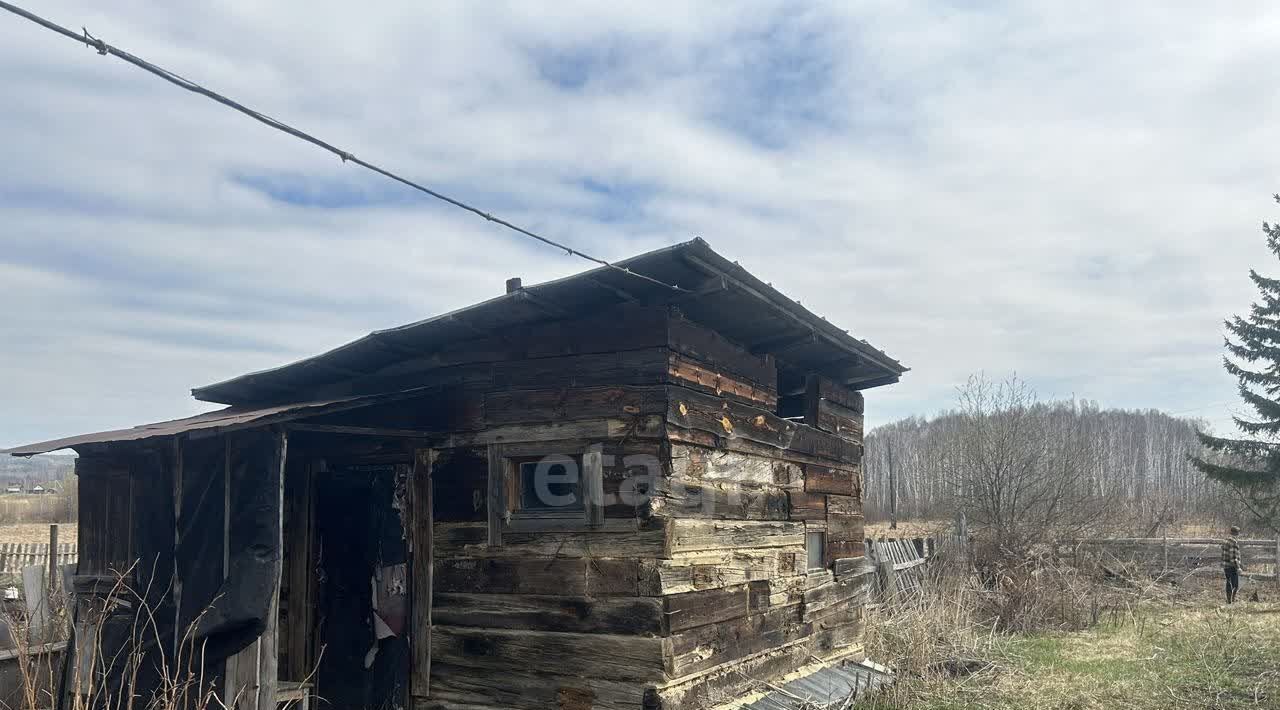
(862, 594, 1280, 709)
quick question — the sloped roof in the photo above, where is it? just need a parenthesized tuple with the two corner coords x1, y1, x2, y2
(2, 390, 423, 456)
(193, 238, 907, 405)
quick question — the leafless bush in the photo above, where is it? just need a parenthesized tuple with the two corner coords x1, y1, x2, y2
(2, 564, 231, 710)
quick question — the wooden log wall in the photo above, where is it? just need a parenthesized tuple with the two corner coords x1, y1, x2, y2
(652, 370, 870, 710)
(401, 308, 873, 709)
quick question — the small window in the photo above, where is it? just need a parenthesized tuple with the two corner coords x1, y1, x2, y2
(489, 444, 604, 542)
(514, 455, 583, 513)
(806, 531, 826, 571)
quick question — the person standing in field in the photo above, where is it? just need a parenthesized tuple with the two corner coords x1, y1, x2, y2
(1222, 525, 1244, 604)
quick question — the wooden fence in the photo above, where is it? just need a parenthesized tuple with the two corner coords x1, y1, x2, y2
(1054, 537, 1280, 581)
(865, 536, 954, 603)
(0, 543, 77, 576)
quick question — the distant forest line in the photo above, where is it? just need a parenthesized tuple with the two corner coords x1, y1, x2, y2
(0, 453, 74, 484)
(863, 403, 1225, 532)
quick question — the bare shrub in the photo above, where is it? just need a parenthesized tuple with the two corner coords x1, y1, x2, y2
(2, 564, 231, 710)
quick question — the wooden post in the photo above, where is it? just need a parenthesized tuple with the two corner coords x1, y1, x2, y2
(411, 449, 436, 707)
(1162, 533, 1169, 576)
(22, 565, 48, 641)
(1275, 535, 1279, 587)
(47, 524, 58, 594)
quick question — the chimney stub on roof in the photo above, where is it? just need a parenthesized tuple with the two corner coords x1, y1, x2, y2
(506, 277, 522, 294)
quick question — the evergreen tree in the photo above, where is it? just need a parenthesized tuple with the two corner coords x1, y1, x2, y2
(1193, 194, 1280, 530)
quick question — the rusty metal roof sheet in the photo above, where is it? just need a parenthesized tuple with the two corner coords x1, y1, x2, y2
(2, 391, 413, 456)
(193, 239, 908, 405)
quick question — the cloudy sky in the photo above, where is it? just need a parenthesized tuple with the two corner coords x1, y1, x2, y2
(2, 1, 1278, 448)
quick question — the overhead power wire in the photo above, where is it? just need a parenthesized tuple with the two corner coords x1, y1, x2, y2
(0, 1, 685, 292)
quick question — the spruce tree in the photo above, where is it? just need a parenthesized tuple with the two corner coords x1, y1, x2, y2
(1193, 194, 1280, 530)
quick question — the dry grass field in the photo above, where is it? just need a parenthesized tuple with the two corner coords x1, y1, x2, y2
(0, 522, 76, 546)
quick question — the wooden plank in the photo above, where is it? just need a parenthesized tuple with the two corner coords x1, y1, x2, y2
(652, 641, 812, 709)
(433, 557, 591, 596)
(651, 480, 790, 520)
(668, 444, 798, 488)
(493, 348, 671, 390)
(666, 519, 805, 556)
(665, 605, 809, 677)
(446, 416, 666, 449)
(486, 445, 505, 547)
(433, 593, 662, 635)
(665, 386, 861, 463)
(483, 386, 666, 426)
(22, 565, 48, 638)
(788, 491, 827, 521)
(805, 464, 856, 496)
(255, 430, 286, 710)
(649, 549, 803, 595)
(826, 540, 864, 565)
(584, 446, 605, 528)
(804, 374, 864, 413)
(664, 585, 750, 633)
(667, 353, 777, 409)
(427, 662, 651, 710)
(814, 399, 864, 443)
(667, 316, 777, 388)
(283, 459, 314, 682)
(827, 512, 865, 542)
(432, 626, 665, 682)
(411, 448, 436, 701)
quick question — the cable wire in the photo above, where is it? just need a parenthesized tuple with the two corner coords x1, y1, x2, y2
(0, 1, 685, 292)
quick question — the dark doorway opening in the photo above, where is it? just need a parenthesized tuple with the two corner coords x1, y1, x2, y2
(313, 461, 411, 709)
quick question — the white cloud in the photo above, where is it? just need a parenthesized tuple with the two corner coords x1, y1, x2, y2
(2, 0, 1278, 447)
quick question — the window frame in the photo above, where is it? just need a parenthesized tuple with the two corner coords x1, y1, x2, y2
(487, 441, 605, 542)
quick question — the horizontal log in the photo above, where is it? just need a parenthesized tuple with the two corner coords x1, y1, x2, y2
(646, 549, 802, 595)
(432, 593, 663, 635)
(667, 353, 777, 409)
(651, 642, 812, 709)
(493, 347, 670, 390)
(483, 386, 667, 426)
(809, 616, 865, 659)
(651, 479, 790, 520)
(806, 374, 864, 413)
(788, 491, 827, 521)
(826, 540, 865, 564)
(667, 316, 777, 389)
(666, 605, 809, 677)
(827, 495, 860, 516)
(814, 399, 864, 443)
(668, 444, 798, 487)
(444, 415, 666, 448)
(1071, 538, 1275, 547)
(827, 512, 865, 542)
(432, 626, 666, 682)
(434, 557, 591, 596)
(805, 464, 856, 496)
(664, 585, 750, 633)
(426, 663, 651, 710)
(666, 428, 857, 474)
(666, 520, 805, 556)
(666, 387, 861, 463)
(802, 573, 872, 623)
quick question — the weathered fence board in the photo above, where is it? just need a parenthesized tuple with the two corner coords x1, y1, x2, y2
(1056, 537, 1280, 582)
(0, 543, 78, 575)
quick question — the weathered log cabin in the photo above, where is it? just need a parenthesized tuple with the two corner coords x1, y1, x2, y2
(6, 239, 906, 710)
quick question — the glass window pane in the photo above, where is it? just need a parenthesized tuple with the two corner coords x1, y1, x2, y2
(518, 458, 581, 511)
(806, 532, 825, 571)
